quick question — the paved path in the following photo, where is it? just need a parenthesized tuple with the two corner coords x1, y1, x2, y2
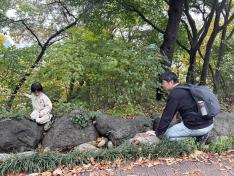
(81, 151, 234, 176)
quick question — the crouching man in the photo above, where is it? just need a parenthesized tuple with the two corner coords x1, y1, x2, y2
(147, 71, 214, 145)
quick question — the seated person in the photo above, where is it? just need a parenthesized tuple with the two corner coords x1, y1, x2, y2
(24, 82, 52, 125)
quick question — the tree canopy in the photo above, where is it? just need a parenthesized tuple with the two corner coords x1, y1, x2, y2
(0, 0, 233, 115)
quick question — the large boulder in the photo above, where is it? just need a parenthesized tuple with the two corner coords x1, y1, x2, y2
(94, 114, 153, 145)
(0, 119, 43, 153)
(151, 112, 181, 129)
(42, 110, 98, 149)
(208, 112, 234, 142)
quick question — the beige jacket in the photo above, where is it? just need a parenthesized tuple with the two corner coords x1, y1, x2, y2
(25, 93, 52, 116)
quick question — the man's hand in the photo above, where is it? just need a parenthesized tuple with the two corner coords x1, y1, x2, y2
(145, 130, 156, 136)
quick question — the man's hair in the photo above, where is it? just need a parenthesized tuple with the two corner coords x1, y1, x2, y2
(159, 71, 178, 83)
(31, 82, 43, 92)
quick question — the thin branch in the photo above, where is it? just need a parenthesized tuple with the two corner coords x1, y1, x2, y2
(223, 13, 234, 27)
(198, 48, 204, 59)
(59, 1, 77, 20)
(48, 35, 68, 47)
(181, 19, 192, 42)
(126, 4, 164, 33)
(198, 48, 215, 84)
(43, 20, 77, 49)
(184, 0, 198, 37)
(47, 0, 77, 20)
(194, 4, 206, 22)
(196, 0, 218, 49)
(22, 21, 43, 48)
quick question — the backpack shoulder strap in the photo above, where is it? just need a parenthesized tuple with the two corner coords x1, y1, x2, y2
(174, 84, 192, 90)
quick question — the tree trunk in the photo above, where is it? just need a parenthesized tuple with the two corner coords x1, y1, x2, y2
(200, 1, 225, 85)
(200, 32, 219, 85)
(160, 0, 184, 66)
(214, 0, 232, 92)
(186, 48, 197, 83)
(6, 48, 46, 111)
(214, 26, 227, 91)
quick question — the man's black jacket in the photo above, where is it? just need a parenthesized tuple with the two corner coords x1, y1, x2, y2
(154, 85, 213, 136)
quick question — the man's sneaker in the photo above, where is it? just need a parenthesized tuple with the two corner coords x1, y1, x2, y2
(196, 133, 209, 147)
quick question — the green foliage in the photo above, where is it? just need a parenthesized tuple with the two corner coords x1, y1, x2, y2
(203, 136, 234, 153)
(52, 102, 84, 117)
(0, 46, 39, 109)
(0, 109, 30, 119)
(71, 109, 94, 128)
(27, 27, 164, 115)
(220, 49, 234, 98)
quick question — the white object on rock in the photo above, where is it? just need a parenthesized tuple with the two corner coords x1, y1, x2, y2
(129, 133, 161, 145)
(107, 141, 114, 148)
(74, 143, 98, 153)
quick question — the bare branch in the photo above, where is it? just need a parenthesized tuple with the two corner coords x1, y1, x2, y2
(22, 21, 43, 48)
(223, 13, 234, 26)
(196, 0, 218, 49)
(47, 0, 77, 20)
(198, 48, 204, 60)
(181, 19, 192, 42)
(48, 35, 68, 47)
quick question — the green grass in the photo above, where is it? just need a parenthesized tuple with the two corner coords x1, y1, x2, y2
(0, 137, 233, 175)
(0, 140, 196, 175)
(202, 136, 234, 153)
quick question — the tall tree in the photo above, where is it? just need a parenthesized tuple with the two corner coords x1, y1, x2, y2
(160, 0, 184, 66)
(182, 0, 218, 83)
(214, 0, 234, 91)
(3, 1, 99, 110)
(200, 0, 234, 84)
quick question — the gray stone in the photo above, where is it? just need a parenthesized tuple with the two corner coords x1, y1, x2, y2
(129, 133, 161, 145)
(97, 137, 108, 148)
(74, 143, 98, 153)
(87, 141, 97, 146)
(95, 114, 153, 145)
(208, 112, 234, 142)
(0, 119, 43, 153)
(0, 151, 35, 162)
(42, 110, 98, 149)
(151, 112, 181, 129)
